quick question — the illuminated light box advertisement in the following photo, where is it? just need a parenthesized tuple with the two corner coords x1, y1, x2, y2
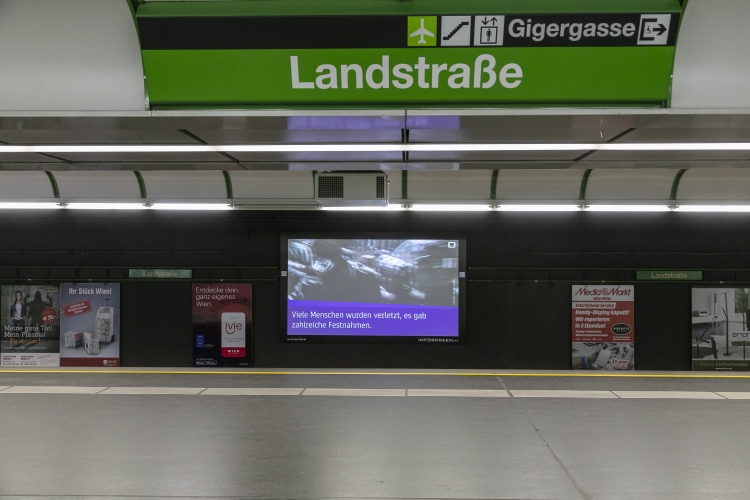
(60, 283, 120, 367)
(193, 284, 252, 367)
(572, 285, 634, 370)
(284, 237, 465, 343)
(1, 285, 60, 367)
(692, 287, 750, 371)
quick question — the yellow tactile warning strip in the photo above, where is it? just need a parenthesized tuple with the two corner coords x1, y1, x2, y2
(1, 386, 749, 399)
(0, 368, 749, 378)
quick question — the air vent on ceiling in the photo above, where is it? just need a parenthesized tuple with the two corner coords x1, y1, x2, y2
(317, 176, 344, 198)
(314, 171, 388, 207)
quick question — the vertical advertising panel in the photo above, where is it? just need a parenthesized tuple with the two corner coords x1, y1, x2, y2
(692, 287, 750, 371)
(60, 284, 120, 367)
(572, 285, 634, 370)
(193, 284, 252, 367)
(1, 285, 60, 367)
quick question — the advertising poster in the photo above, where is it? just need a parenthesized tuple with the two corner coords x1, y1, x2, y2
(193, 284, 252, 367)
(572, 285, 634, 370)
(1, 285, 60, 367)
(692, 287, 750, 371)
(60, 283, 120, 367)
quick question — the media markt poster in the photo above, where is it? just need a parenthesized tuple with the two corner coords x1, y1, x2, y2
(60, 283, 120, 367)
(572, 285, 634, 371)
(1, 285, 60, 367)
(692, 287, 750, 371)
(193, 284, 252, 367)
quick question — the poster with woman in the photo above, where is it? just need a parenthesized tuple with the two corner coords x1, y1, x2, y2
(1, 285, 60, 367)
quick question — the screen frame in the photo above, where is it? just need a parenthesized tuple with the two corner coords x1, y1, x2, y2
(281, 233, 467, 344)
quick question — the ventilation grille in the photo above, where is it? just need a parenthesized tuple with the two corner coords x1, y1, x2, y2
(317, 176, 344, 198)
(376, 176, 385, 199)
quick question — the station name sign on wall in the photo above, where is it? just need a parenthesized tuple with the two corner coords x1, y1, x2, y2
(137, 5, 680, 107)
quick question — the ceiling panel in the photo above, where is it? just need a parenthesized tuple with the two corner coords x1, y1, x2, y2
(0, 129, 196, 144)
(0, 152, 67, 162)
(54, 171, 141, 200)
(48, 151, 231, 163)
(408, 150, 590, 162)
(585, 169, 678, 201)
(405, 112, 660, 130)
(140, 171, 227, 200)
(230, 171, 314, 200)
(188, 128, 402, 144)
(618, 128, 750, 142)
(678, 169, 750, 201)
(583, 150, 750, 162)
(409, 128, 627, 143)
(230, 151, 403, 162)
(496, 169, 583, 201)
(408, 170, 493, 200)
(0, 171, 55, 199)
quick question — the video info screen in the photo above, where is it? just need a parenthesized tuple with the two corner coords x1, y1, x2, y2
(284, 237, 464, 343)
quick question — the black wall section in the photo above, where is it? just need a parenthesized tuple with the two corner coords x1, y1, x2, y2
(0, 210, 748, 370)
(120, 282, 192, 367)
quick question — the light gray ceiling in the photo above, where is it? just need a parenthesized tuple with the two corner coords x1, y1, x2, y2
(0, 110, 749, 170)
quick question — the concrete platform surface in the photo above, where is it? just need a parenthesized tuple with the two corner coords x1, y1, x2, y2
(0, 369, 748, 500)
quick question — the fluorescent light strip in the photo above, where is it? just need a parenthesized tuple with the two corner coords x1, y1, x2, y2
(1, 203, 750, 212)
(321, 205, 404, 211)
(410, 204, 495, 211)
(150, 203, 233, 211)
(66, 203, 146, 210)
(586, 205, 671, 212)
(3, 142, 750, 154)
(673, 205, 750, 212)
(498, 205, 581, 212)
(0, 202, 61, 209)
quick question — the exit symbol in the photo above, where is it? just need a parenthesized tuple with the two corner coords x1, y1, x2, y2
(637, 14, 671, 45)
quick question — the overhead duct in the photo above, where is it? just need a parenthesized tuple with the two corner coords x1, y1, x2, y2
(314, 171, 387, 207)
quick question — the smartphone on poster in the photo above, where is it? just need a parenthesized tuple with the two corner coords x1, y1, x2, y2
(221, 312, 246, 358)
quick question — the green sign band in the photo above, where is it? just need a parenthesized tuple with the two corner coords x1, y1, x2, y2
(129, 269, 193, 279)
(137, 1, 681, 107)
(142, 47, 674, 106)
(636, 271, 703, 281)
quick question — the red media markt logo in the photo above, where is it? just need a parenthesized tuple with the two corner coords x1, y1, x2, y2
(41, 307, 57, 324)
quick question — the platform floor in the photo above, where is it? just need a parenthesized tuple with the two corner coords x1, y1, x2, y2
(0, 369, 748, 500)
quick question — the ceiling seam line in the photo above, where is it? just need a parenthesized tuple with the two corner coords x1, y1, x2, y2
(489, 169, 499, 201)
(179, 128, 245, 167)
(222, 171, 234, 201)
(133, 171, 147, 199)
(578, 169, 593, 204)
(670, 168, 688, 203)
(44, 171, 60, 199)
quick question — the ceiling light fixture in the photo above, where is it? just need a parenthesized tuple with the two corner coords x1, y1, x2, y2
(2, 142, 750, 154)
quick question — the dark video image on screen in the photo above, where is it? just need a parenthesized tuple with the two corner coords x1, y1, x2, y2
(285, 238, 463, 342)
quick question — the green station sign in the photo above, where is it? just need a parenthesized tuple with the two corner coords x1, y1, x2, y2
(636, 271, 703, 281)
(129, 269, 193, 279)
(136, 0, 682, 108)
